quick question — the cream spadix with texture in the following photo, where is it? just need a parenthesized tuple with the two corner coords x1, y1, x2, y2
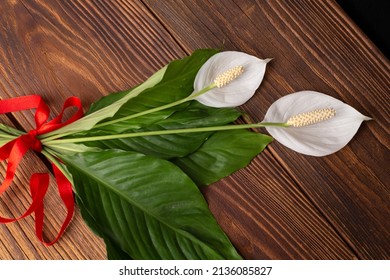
(263, 91, 371, 156)
(193, 51, 271, 107)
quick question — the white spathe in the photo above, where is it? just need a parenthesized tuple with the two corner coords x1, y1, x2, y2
(193, 51, 271, 107)
(263, 91, 371, 156)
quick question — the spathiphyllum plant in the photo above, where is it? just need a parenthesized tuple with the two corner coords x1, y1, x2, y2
(0, 49, 370, 259)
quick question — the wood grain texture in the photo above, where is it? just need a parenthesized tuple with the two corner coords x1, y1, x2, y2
(143, 0, 390, 259)
(0, 0, 185, 259)
(0, 0, 388, 259)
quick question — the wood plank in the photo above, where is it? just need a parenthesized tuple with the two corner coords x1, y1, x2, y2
(143, 0, 390, 259)
(0, 0, 371, 259)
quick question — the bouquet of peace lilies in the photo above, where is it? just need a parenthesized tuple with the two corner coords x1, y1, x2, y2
(0, 49, 370, 259)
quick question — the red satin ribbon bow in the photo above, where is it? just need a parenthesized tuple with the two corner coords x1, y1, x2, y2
(0, 95, 83, 245)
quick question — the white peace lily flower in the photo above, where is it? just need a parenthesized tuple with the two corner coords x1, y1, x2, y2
(192, 51, 271, 107)
(263, 90, 371, 156)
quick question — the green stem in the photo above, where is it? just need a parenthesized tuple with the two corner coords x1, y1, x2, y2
(41, 148, 74, 184)
(85, 84, 216, 129)
(0, 133, 16, 139)
(41, 84, 217, 142)
(0, 123, 25, 136)
(47, 144, 95, 153)
(95, 98, 187, 129)
(43, 122, 288, 145)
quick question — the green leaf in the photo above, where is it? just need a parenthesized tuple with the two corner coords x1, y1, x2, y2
(82, 101, 241, 159)
(173, 130, 273, 186)
(42, 65, 168, 138)
(75, 195, 132, 259)
(75, 194, 132, 259)
(105, 238, 133, 260)
(74, 195, 104, 238)
(87, 88, 137, 114)
(85, 49, 219, 133)
(61, 149, 242, 260)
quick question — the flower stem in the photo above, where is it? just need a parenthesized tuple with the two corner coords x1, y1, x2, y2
(41, 148, 74, 184)
(40, 84, 217, 142)
(42, 122, 288, 145)
(94, 98, 188, 129)
(0, 123, 24, 136)
(90, 84, 216, 130)
(0, 133, 16, 139)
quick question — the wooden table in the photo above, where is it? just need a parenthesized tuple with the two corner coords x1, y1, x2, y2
(0, 0, 388, 260)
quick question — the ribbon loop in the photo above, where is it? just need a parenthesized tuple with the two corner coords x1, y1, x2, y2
(0, 94, 83, 245)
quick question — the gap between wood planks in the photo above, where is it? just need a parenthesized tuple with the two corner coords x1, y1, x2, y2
(3, 0, 359, 259)
(139, 0, 360, 259)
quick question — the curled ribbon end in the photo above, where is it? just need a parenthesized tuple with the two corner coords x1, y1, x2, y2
(0, 95, 83, 245)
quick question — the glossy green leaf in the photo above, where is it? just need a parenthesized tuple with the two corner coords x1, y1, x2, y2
(84, 49, 219, 133)
(42, 66, 167, 139)
(74, 194, 100, 236)
(105, 238, 133, 260)
(61, 150, 242, 260)
(173, 130, 273, 186)
(75, 195, 132, 259)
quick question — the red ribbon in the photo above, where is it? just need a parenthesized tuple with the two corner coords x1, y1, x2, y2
(0, 95, 83, 245)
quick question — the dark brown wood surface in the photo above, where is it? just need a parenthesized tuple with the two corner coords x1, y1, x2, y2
(0, 0, 388, 259)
